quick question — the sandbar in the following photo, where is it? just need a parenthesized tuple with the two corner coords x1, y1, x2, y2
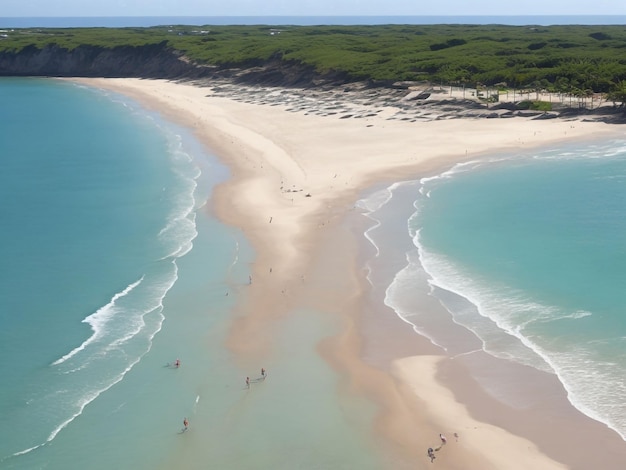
(72, 77, 626, 469)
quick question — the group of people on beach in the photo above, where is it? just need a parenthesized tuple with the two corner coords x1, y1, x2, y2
(245, 367, 267, 388)
(173, 359, 267, 432)
(427, 432, 458, 463)
(170, 359, 188, 432)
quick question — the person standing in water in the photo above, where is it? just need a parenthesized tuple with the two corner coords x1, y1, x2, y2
(183, 417, 189, 431)
(261, 368, 266, 379)
(246, 376, 250, 388)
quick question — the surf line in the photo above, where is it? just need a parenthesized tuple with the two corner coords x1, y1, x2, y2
(51, 276, 144, 366)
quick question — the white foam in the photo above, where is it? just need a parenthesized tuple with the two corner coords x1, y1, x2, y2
(533, 343, 626, 440)
(159, 215, 198, 259)
(40, 271, 172, 448)
(366, 140, 626, 440)
(10, 443, 42, 457)
(9, 84, 213, 461)
(52, 277, 144, 366)
(155, 133, 200, 262)
(358, 185, 395, 277)
(356, 184, 394, 213)
(413, 228, 626, 439)
(46, 353, 142, 445)
(382, 251, 446, 350)
(417, 240, 555, 372)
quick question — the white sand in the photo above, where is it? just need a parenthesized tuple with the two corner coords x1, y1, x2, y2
(76, 78, 616, 282)
(393, 355, 568, 469)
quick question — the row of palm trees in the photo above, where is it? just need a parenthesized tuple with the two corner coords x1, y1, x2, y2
(434, 59, 626, 109)
(451, 79, 626, 110)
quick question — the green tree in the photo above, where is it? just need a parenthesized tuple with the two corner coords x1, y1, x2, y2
(607, 81, 626, 108)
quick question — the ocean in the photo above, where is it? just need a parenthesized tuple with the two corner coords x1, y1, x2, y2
(4, 76, 626, 469)
(2, 15, 626, 28)
(0, 77, 238, 468)
(359, 137, 626, 441)
(0, 78, 385, 470)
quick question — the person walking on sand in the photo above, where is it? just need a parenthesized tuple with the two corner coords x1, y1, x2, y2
(427, 447, 436, 463)
(439, 433, 447, 445)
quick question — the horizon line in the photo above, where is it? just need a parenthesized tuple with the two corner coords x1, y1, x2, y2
(4, 14, 626, 18)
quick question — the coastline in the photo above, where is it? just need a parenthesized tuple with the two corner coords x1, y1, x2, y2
(71, 77, 626, 469)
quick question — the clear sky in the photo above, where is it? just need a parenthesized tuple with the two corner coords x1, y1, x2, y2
(3, 0, 626, 18)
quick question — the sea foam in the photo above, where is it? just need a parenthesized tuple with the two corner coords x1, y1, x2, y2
(359, 138, 626, 440)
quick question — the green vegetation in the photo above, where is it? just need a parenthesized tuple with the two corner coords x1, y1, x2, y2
(607, 81, 626, 106)
(2, 23, 626, 95)
(516, 100, 553, 111)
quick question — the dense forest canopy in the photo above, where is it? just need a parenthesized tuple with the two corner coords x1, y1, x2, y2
(1, 23, 626, 99)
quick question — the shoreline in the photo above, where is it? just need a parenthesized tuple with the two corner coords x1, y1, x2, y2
(346, 179, 626, 469)
(71, 77, 626, 469)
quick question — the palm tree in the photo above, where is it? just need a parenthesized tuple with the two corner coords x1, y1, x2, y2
(607, 81, 626, 108)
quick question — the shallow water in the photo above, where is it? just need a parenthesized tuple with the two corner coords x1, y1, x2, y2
(360, 138, 626, 440)
(0, 76, 235, 468)
(0, 78, 389, 470)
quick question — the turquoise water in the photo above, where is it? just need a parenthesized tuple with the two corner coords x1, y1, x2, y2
(0, 78, 387, 470)
(0, 77, 237, 467)
(360, 138, 626, 440)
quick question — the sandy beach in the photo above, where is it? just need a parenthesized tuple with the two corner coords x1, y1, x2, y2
(73, 77, 626, 469)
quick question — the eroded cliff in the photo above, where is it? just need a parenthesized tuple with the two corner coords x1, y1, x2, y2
(0, 41, 352, 88)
